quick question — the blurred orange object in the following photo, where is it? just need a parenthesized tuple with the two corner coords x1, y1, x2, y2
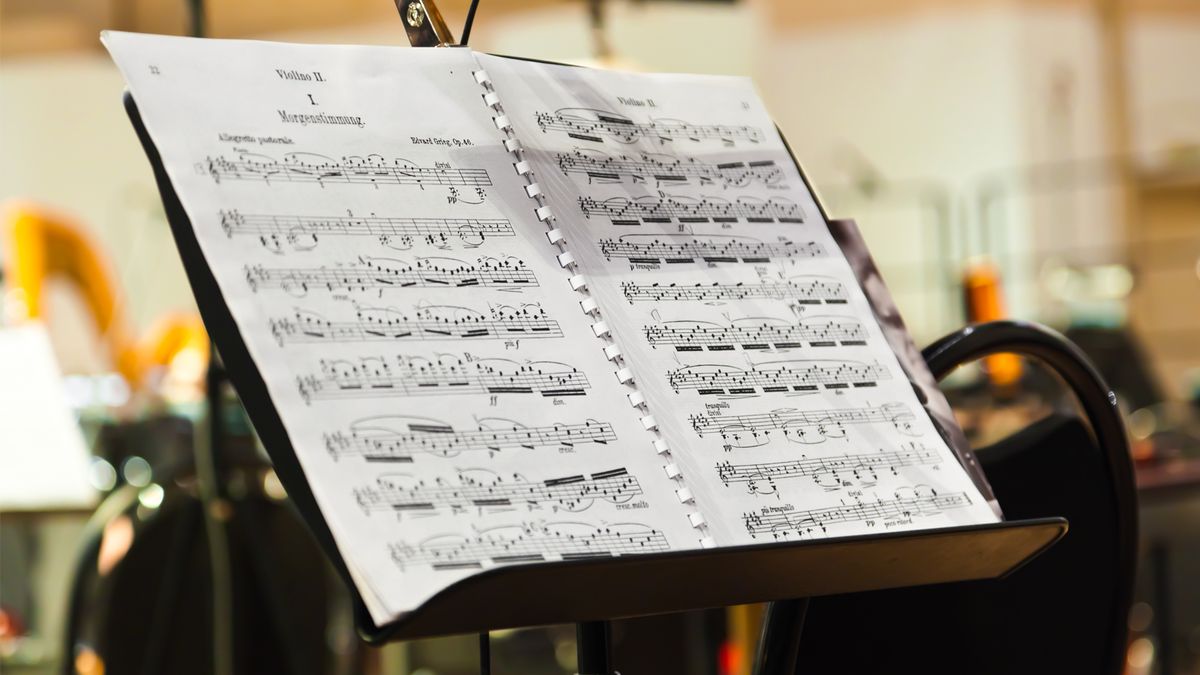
(963, 258, 1023, 390)
(0, 605, 26, 638)
(1, 201, 208, 391)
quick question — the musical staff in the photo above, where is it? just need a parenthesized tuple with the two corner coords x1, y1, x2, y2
(205, 151, 491, 189)
(716, 444, 940, 494)
(689, 402, 917, 447)
(645, 316, 866, 352)
(244, 255, 536, 294)
(556, 148, 784, 188)
(355, 467, 642, 515)
(536, 108, 762, 145)
(297, 354, 590, 402)
(580, 194, 804, 226)
(666, 359, 890, 395)
(218, 210, 513, 252)
(743, 488, 972, 540)
(599, 235, 821, 265)
(620, 277, 848, 304)
(325, 415, 617, 462)
(269, 303, 561, 345)
(390, 521, 671, 570)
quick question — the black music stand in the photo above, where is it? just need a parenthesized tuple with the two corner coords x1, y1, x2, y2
(123, 86, 1071, 673)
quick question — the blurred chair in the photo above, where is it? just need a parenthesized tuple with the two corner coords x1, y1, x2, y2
(757, 321, 1138, 675)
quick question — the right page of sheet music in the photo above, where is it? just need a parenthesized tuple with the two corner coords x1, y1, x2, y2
(479, 54, 1000, 545)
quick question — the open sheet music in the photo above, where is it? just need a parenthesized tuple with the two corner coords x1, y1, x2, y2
(105, 32, 1000, 625)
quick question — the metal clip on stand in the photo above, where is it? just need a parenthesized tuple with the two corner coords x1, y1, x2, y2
(395, 0, 457, 48)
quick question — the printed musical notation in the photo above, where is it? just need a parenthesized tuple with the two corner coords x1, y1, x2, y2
(297, 354, 590, 402)
(269, 302, 561, 345)
(599, 235, 821, 265)
(645, 316, 866, 352)
(580, 194, 804, 226)
(620, 277, 848, 305)
(244, 255, 536, 294)
(390, 521, 670, 570)
(557, 148, 784, 188)
(689, 402, 917, 447)
(325, 415, 617, 462)
(536, 108, 763, 146)
(716, 444, 940, 494)
(666, 359, 890, 396)
(218, 210, 514, 252)
(743, 487, 972, 540)
(205, 151, 491, 190)
(354, 467, 642, 515)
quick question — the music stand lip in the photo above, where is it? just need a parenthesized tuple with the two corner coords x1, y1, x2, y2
(355, 516, 1067, 643)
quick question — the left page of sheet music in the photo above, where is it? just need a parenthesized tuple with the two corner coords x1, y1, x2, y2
(103, 32, 702, 623)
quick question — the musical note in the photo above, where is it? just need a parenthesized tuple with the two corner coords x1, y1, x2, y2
(645, 316, 866, 352)
(556, 148, 784, 188)
(390, 521, 671, 570)
(689, 402, 918, 447)
(205, 151, 491, 190)
(354, 467, 642, 515)
(620, 277, 848, 304)
(296, 354, 590, 402)
(218, 210, 513, 252)
(716, 444, 940, 494)
(742, 487, 972, 540)
(268, 302, 562, 345)
(599, 235, 822, 265)
(244, 255, 536, 294)
(666, 359, 890, 395)
(580, 193, 804, 226)
(325, 415, 617, 462)
(536, 108, 762, 145)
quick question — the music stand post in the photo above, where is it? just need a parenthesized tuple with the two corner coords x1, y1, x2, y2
(121, 5, 1072, 670)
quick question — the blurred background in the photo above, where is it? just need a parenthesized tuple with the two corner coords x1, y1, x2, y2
(0, 1, 1196, 674)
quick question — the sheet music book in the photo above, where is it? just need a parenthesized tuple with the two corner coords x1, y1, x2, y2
(104, 31, 1001, 626)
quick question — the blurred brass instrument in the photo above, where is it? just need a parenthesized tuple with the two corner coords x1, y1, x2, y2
(2, 200, 208, 392)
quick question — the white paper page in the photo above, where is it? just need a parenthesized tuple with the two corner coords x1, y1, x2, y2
(0, 324, 97, 511)
(103, 33, 701, 622)
(479, 54, 1000, 546)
